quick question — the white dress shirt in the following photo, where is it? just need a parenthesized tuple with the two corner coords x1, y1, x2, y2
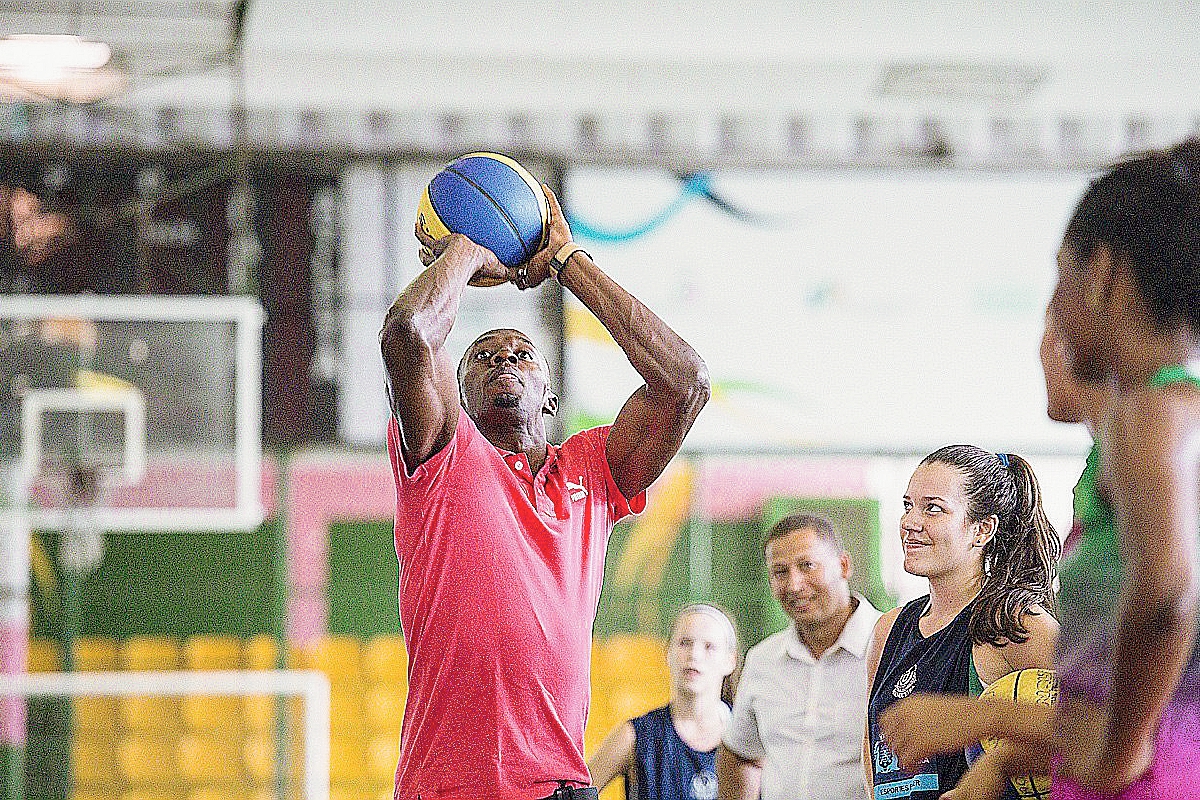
(724, 594, 883, 800)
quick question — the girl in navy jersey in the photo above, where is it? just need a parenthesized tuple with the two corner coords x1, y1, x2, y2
(588, 605, 737, 800)
(864, 446, 1060, 800)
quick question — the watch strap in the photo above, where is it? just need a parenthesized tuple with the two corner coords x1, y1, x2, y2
(549, 242, 589, 280)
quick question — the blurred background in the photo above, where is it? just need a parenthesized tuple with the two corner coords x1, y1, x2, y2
(2, 2, 1198, 800)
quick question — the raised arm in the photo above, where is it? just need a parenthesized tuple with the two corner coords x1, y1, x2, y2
(524, 187, 710, 499)
(379, 230, 508, 472)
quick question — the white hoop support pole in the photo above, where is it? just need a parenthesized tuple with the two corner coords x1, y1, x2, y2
(0, 669, 331, 800)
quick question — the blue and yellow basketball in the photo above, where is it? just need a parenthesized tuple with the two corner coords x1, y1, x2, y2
(416, 152, 549, 285)
(979, 668, 1059, 800)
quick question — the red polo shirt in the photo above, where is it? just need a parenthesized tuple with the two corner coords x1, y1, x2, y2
(387, 409, 645, 800)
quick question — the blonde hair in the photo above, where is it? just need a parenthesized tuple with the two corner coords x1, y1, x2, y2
(672, 603, 737, 652)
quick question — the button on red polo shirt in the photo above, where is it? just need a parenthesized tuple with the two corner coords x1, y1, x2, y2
(387, 409, 645, 800)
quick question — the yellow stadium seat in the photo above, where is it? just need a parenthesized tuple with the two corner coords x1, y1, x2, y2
(296, 636, 362, 684)
(183, 636, 243, 670)
(120, 792, 186, 800)
(75, 637, 119, 670)
(73, 696, 118, 733)
(330, 685, 367, 732)
(28, 638, 61, 672)
(187, 790, 275, 800)
(243, 635, 280, 670)
(329, 733, 369, 783)
(72, 735, 119, 790)
(118, 735, 180, 785)
(120, 636, 183, 670)
(584, 700, 620, 757)
(600, 781, 626, 800)
(177, 733, 245, 784)
(187, 790, 276, 800)
(596, 635, 667, 687)
(363, 685, 406, 733)
(120, 696, 183, 732)
(606, 685, 667, 726)
(182, 695, 242, 732)
(590, 642, 605, 676)
(242, 735, 276, 784)
(72, 792, 111, 800)
(241, 695, 278, 734)
(366, 734, 399, 784)
(361, 636, 407, 685)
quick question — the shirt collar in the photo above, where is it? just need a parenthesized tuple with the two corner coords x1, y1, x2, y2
(785, 593, 876, 661)
(497, 442, 559, 476)
(837, 593, 878, 659)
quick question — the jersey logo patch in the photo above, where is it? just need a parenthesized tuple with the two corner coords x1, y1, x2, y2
(892, 664, 917, 699)
(565, 476, 588, 501)
(874, 739, 899, 774)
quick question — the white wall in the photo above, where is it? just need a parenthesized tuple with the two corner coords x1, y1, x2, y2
(561, 166, 1093, 456)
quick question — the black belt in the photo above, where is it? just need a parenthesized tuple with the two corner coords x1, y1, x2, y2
(535, 784, 599, 800)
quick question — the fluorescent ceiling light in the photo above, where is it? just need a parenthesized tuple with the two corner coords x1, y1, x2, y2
(0, 34, 124, 102)
(0, 34, 111, 82)
(879, 62, 1045, 102)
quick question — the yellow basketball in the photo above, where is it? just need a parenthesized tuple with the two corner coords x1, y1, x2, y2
(978, 668, 1058, 800)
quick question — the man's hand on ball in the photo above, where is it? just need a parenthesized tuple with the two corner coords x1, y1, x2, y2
(414, 224, 509, 286)
(521, 185, 575, 289)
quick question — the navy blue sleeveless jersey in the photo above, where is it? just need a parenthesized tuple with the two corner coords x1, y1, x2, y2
(867, 596, 1011, 800)
(629, 705, 721, 800)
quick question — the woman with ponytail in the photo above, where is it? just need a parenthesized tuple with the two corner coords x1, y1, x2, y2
(864, 445, 1060, 800)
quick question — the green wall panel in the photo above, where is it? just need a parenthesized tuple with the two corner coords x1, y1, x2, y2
(327, 520, 401, 637)
(30, 522, 285, 640)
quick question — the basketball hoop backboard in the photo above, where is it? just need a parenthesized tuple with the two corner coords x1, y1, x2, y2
(0, 294, 264, 533)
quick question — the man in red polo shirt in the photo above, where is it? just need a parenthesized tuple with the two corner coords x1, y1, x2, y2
(380, 186, 709, 800)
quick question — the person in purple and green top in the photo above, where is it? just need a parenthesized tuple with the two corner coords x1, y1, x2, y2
(879, 139, 1200, 799)
(1046, 138, 1200, 799)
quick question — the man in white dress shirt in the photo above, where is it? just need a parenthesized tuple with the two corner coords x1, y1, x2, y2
(718, 512, 883, 800)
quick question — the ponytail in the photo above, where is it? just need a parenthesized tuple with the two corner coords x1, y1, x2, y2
(973, 454, 1060, 645)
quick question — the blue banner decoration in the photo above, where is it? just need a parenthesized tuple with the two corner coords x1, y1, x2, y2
(567, 172, 783, 243)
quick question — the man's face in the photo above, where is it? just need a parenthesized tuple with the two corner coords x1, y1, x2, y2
(458, 329, 555, 425)
(766, 528, 853, 629)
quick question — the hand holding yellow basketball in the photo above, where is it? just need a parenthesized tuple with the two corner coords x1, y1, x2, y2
(979, 668, 1059, 800)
